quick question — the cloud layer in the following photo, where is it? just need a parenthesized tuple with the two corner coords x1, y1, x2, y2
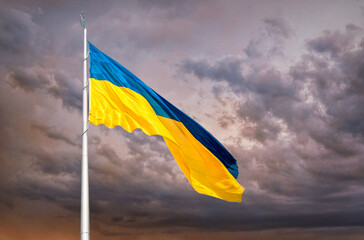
(1, 1, 364, 239)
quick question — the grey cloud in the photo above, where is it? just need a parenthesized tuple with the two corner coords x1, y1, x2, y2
(31, 148, 80, 175)
(0, 7, 81, 112)
(308, 128, 358, 157)
(32, 123, 78, 146)
(244, 38, 263, 58)
(1, 1, 364, 239)
(340, 44, 364, 96)
(179, 25, 364, 232)
(181, 57, 298, 144)
(0, 7, 46, 67)
(6, 66, 82, 111)
(0, 147, 80, 213)
(181, 57, 297, 101)
(306, 31, 348, 56)
(306, 25, 361, 57)
(48, 71, 82, 111)
(345, 23, 362, 32)
(121, 129, 173, 163)
(241, 118, 282, 143)
(182, 24, 364, 150)
(96, 144, 124, 166)
(89, 135, 101, 145)
(298, 32, 364, 139)
(264, 17, 293, 39)
(6, 67, 50, 92)
(181, 57, 244, 87)
(0, 8, 37, 54)
(218, 115, 235, 129)
(244, 17, 293, 59)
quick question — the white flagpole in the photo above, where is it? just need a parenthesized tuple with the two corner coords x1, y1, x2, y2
(80, 12, 90, 240)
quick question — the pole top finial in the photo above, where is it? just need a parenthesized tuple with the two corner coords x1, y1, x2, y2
(80, 11, 86, 29)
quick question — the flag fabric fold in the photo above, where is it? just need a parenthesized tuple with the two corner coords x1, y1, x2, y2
(88, 42, 244, 202)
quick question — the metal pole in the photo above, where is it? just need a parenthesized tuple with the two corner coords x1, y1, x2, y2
(80, 12, 90, 240)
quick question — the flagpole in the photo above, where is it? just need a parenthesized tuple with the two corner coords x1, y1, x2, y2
(80, 12, 90, 240)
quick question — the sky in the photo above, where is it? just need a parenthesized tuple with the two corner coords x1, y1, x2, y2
(1, 0, 364, 239)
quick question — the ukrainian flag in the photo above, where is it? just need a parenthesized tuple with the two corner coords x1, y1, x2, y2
(88, 43, 244, 202)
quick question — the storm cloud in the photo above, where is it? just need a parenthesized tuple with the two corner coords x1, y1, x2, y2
(1, 1, 364, 240)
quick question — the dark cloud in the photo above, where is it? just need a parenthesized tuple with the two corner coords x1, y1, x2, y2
(307, 30, 350, 57)
(179, 23, 364, 236)
(48, 71, 82, 111)
(5, 67, 82, 111)
(0, 7, 47, 67)
(264, 17, 293, 39)
(31, 148, 80, 175)
(294, 32, 364, 140)
(0, 8, 37, 54)
(0, 6, 81, 112)
(181, 24, 364, 149)
(306, 24, 361, 57)
(1, 1, 364, 240)
(180, 58, 297, 143)
(6, 67, 50, 92)
(244, 17, 293, 58)
(181, 57, 244, 87)
(32, 123, 78, 146)
(96, 144, 125, 167)
(244, 38, 263, 58)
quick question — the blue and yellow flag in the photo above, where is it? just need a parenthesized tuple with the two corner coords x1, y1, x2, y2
(89, 43, 244, 202)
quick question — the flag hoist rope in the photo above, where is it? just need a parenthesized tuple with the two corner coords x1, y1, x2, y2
(80, 12, 90, 240)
